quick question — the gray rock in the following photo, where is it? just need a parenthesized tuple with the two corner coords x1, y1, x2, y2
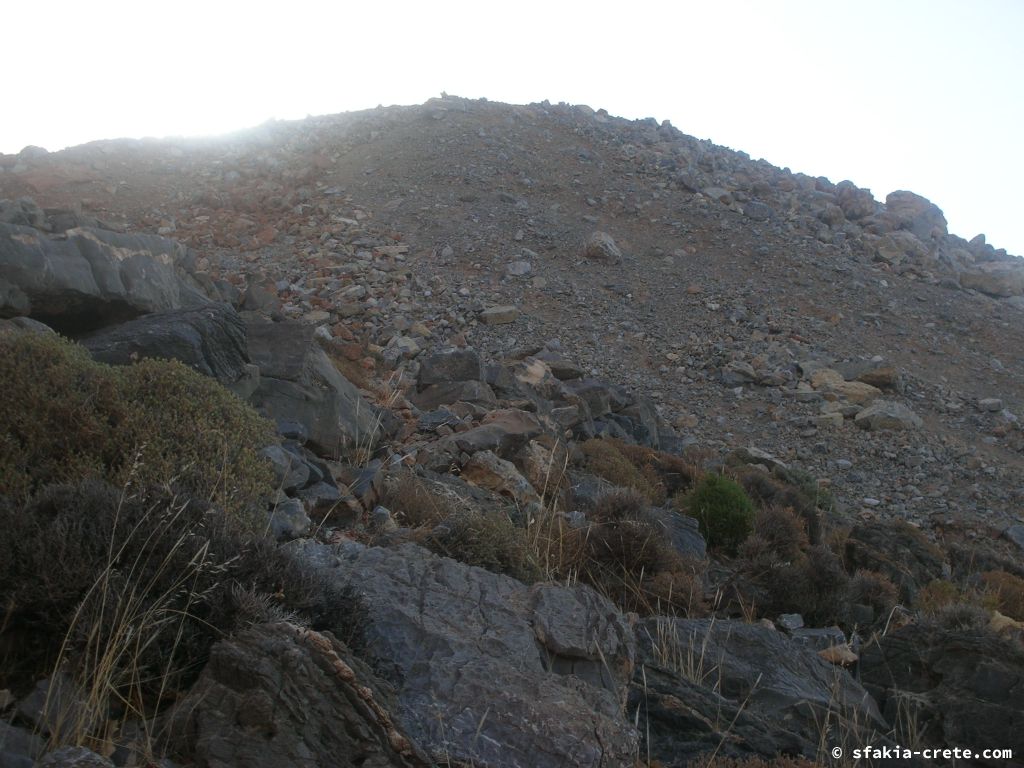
(960, 263, 1024, 297)
(844, 520, 945, 602)
(410, 380, 496, 411)
(0, 224, 210, 333)
(861, 624, 1024, 757)
(743, 201, 773, 221)
(854, 400, 923, 431)
(0, 721, 44, 768)
(267, 498, 311, 541)
(262, 444, 310, 493)
(1003, 524, 1024, 553)
(161, 622, 431, 768)
(35, 747, 114, 767)
(291, 540, 638, 768)
(416, 348, 483, 390)
(0, 197, 47, 230)
(479, 305, 520, 324)
(247, 320, 386, 458)
(631, 618, 883, 764)
(81, 304, 251, 387)
(646, 507, 706, 560)
(580, 231, 622, 264)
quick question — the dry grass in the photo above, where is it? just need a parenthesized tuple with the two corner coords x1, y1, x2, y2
(980, 570, 1024, 621)
(580, 439, 664, 504)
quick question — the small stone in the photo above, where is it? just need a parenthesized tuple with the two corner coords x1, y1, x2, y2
(480, 305, 520, 324)
(979, 397, 1003, 412)
(581, 231, 623, 263)
(777, 613, 804, 631)
(506, 260, 532, 276)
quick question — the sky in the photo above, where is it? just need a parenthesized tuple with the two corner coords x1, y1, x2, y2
(4, 0, 1023, 255)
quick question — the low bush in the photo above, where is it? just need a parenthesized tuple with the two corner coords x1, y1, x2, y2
(381, 470, 448, 528)
(425, 511, 543, 584)
(580, 438, 663, 504)
(847, 569, 899, 626)
(0, 479, 359, 716)
(679, 474, 755, 553)
(980, 570, 1024, 621)
(0, 331, 275, 519)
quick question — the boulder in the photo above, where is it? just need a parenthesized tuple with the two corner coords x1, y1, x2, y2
(246, 320, 386, 458)
(290, 540, 638, 768)
(35, 747, 114, 767)
(884, 190, 948, 242)
(959, 263, 1024, 298)
(860, 624, 1024, 757)
(161, 622, 431, 768)
(631, 618, 884, 764)
(461, 450, 541, 507)
(580, 231, 623, 264)
(646, 507, 706, 560)
(854, 400, 923, 431)
(409, 380, 496, 411)
(81, 304, 253, 390)
(0, 224, 210, 333)
(0, 720, 44, 768)
(874, 231, 931, 264)
(416, 348, 483, 389)
(436, 409, 544, 460)
(835, 181, 876, 220)
(0, 197, 47, 230)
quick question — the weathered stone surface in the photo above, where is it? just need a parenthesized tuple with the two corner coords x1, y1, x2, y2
(646, 507, 707, 560)
(885, 190, 948, 242)
(247, 320, 386, 458)
(479, 305, 519, 324)
(580, 231, 622, 263)
(854, 400, 923, 430)
(631, 618, 883, 764)
(0, 720, 44, 768)
(0, 224, 210, 333)
(436, 409, 545, 461)
(267, 497, 311, 541)
(81, 304, 251, 387)
(860, 624, 1024, 757)
(0, 197, 47, 229)
(461, 450, 541, 507)
(35, 747, 114, 767)
(959, 263, 1024, 297)
(416, 348, 483, 389)
(835, 180, 876, 220)
(409, 380, 496, 411)
(290, 540, 638, 768)
(162, 622, 430, 768)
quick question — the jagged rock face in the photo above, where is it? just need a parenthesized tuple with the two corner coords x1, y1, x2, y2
(631, 618, 885, 765)
(81, 303, 252, 388)
(161, 622, 431, 768)
(860, 624, 1024, 757)
(290, 540, 639, 768)
(246, 320, 387, 458)
(0, 223, 210, 333)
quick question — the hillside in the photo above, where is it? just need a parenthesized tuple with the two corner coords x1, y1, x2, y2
(2, 96, 1023, 767)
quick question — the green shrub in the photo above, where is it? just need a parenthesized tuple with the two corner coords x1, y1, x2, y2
(426, 511, 543, 584)
(679, 473, 754, 552)
(0, 331, 275, 519)
(580, 438, 663, 504)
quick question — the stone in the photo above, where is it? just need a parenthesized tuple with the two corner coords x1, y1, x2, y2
(479, 305, 519, 324)
(461, 450, 541, 507)
(854, 400, 923, 431)
(0, 197, 47, 230)
(701, 187, 733, 205)
(410, 380, 496, 411)
(0, 223, 211, 333)
(979, 397, 1003, 412)
(267, 498, 311, 541)
(874, 231, 930, 263)
(580, 231, 622, 264)
(885, 190, 948, 242)
(631, 618, 883, 764)
(247, 320, 387, 458)
(834, 181, 876, 219)
(261, 445, 311, 494)
(1002, 524, 1024, 553)
(416, 348, 483, 390)
(860, 623, 1024, 757)
(81, 304, 252, 389)
(777, 613, 805, 631)
(291, 540, 638, 768)
(960, 262, 1024, 297)
(35, 747, 114, 767)
(505, 260, 532, 276)
(646, 507, 707, 560)
(0, 720, 44, 768)
(162, 622, 431, 768)
(562, 378, 614, 419)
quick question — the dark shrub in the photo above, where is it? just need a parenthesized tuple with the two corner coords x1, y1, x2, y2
(425, 511, 543, 584)
(679, 474, 754, 553)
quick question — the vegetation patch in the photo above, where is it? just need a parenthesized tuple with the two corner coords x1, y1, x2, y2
(579, 438, 664, 504)
(678, 473, 755, 553)
(0, 330, 275, 520)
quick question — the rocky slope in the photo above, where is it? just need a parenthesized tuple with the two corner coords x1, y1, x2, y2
(2, 96, 1024, 767)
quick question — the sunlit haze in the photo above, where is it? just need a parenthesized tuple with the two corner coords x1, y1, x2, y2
(5, 0, 1023, 255)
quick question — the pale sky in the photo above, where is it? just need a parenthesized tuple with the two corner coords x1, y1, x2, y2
(5, 1, 1022, 255)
